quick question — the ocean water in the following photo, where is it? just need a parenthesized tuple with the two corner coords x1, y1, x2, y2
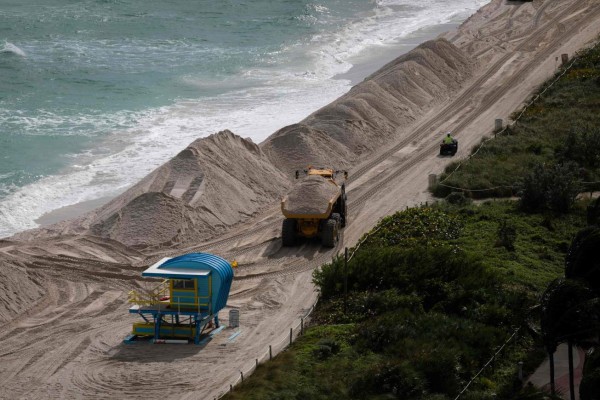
(0, 0, 489, 237)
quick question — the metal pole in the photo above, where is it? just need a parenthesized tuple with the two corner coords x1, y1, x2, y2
(289, 328, 293, 345)
(549, 351, 556, 395)
(256, 358, 258, 369)
(568, 341, 575, 400)
(240, 371, 244, 383)
(344, 247, 348, 313)
(269, 345, 272, 360)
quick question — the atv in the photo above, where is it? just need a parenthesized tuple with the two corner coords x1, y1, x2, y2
(440, 140, 458, 156)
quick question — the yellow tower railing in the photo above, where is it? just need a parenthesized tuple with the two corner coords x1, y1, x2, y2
(128, 279, 170, 306)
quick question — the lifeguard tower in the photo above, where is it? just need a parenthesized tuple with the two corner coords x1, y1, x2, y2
(127, 253, 234, 344)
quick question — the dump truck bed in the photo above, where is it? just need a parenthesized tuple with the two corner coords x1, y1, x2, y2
(281, 175, 341, 219)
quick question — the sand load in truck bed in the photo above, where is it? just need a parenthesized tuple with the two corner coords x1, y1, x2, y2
(282, 175, 341, 218)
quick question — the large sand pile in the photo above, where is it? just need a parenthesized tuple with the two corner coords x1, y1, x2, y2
(16, 131, 290, 248)
(90, 130, 290, 248)
(282, 175, 341, 216)
(261, 38, 476, 174)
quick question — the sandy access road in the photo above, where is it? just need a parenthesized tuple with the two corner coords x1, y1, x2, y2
(1, 0, 600, 398)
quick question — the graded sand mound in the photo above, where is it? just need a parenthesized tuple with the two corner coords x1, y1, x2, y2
(261, 38, 476, 174)
(0, 257, 45, 322)
(260, 124, 356, 176)
(89, 192, 192, 248)
(16, 130, 291, 248)
(282, 175, 341, 216)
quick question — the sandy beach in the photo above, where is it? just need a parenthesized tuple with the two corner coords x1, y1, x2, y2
(2, 0, 600, 398)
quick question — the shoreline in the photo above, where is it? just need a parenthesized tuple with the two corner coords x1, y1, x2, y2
(336, 22, 460, 85)
(33, 22, 462, 231)
(34, 195, 114, 227)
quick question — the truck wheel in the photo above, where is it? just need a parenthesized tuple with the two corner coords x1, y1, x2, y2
(322, 218, 339, 248)
(282, 219, 297, 246)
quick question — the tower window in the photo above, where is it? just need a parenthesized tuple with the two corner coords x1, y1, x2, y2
(172, 279, 194, 290)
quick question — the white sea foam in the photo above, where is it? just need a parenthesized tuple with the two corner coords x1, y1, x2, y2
(1, 42, 27, 57)
(0, 1, 491, 238)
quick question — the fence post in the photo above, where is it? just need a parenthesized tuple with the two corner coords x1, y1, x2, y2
(289, 328, 293, 345)
(494, 118, 503, 136)
(256, 358, 258, 369)
(269, 345, 272, 360)
(518, 361, 524, 381)
(241, 371, 244, 382)
(230, 384, 233, 392)
(428, 174, 437, 190)
(300, 317, 304, 335)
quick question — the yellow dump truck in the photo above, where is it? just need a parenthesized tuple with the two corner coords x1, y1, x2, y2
(281, 167, 347, 247)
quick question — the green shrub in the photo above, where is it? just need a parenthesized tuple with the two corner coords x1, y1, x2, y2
(415, 345, 462, 395)
(313, 338, 341, 360)
(518, 162, 581, 214)
(556, 126, 600, 168)
(446, 191, 473, 206)
(350, 360, 426, 399)
(497, 219, 517, 251)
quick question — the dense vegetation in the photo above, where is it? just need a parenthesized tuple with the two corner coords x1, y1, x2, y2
(432, 42, 600, 203)
(225, 203, 587, 400)
(224, 41, 600, 400)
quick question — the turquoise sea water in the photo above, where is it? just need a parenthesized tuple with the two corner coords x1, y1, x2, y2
(0, 0, 489, 237)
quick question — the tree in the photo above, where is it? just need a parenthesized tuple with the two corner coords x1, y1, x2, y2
(540, 278, 597, 398)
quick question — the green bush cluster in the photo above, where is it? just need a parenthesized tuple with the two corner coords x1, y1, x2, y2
(358, 206, 463, 249)
(518, 162, 581, 214)
(309, 244, 533, 398)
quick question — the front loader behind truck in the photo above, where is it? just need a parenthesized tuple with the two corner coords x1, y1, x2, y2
(281, 167, 348, 248)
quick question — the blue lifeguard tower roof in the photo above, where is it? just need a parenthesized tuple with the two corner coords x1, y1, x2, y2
(142, 253, 233, 313)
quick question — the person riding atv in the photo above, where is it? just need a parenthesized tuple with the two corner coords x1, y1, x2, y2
(440, 132, 458, 156)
